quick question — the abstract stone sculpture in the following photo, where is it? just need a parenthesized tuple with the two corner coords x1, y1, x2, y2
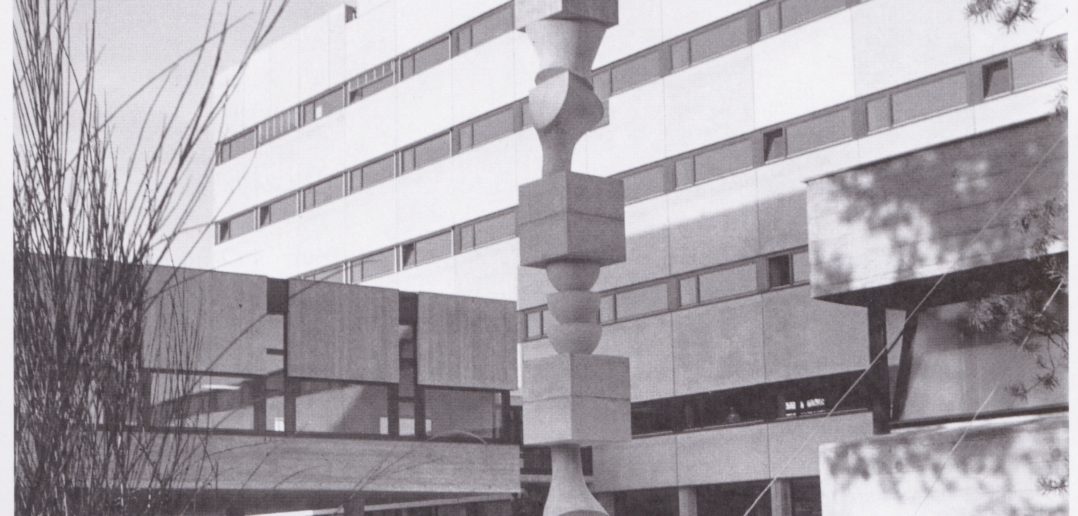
(515, 1, 628, 514)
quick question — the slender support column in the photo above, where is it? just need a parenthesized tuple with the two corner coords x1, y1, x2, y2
(891, 311, 919, 421)
(515, 2, 626, 515)
(770, 478, 793, 516)
(678, 486, 699, 516)
(867, 300, 891, 434)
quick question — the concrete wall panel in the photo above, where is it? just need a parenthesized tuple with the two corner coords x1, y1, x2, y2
(808, 118, 1067, 298)
(850, 0, 971, 95)
(762, 286, 868, 383)
(676, 425, 771, 485)
(672, 296, 766, 394)
(659, 0, 760, 41)
(592, 435, 679, 492)
(597, 314, 676, 401)
(197, 434, 521, 494)
(418, 292, 517, 390)
(662, 49, 756, 158)
(587, 83, 668, 177)
(287, 280, 399, 383)
(594, 0, 664, 68)
(767, 412, 874, 478)
(752, 12, 855, 128)
(595, 198, 671, 291)
(820, 414, 1068, 516)
(668, 170, 760, 274)
(143, 268, 282, 374)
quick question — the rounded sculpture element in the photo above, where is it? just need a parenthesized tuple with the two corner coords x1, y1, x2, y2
(545, 445, 608, 516)
(547, 261, 600, 291)
(526, 18, 607, 78)
(549, 322, 601, 354)
(548, 290, 600, 323)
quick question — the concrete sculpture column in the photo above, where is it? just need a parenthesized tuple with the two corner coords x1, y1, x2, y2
(514, 2, 629, 515)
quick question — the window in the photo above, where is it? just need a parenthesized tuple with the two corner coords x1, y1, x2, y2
(792, 250, 810, 283)
(786, 108, 852, 156)
(698, 482, 773, 516)
(690, 18, 749, 64)
(865, 96, 892, 133)
(303, 86, 345, 122)
(218, 210, 256, 242)
(671, 40, 690, 70)
(455, 4, 513, 54)
(611, 50, 665, 94)
(631, 400, 677, 435)
(674, 158, 694, 189)
(350, 155, 395, 192)
(699, 262, 758, 302)
(257, 107, 300, 144)
(763, 128, 786, 162)
(146, 372, 263, 431)
(1012, 47, 1067, 90)
(525, 310, 545, 339)
(780, 0, 846, 29)
(294, 380, 390, 435)
(599, 295, 616, 323)
(400, 37, 450, 79)
(217, 129, 256, 164)
(627, 372, 870, 438)
(259, 195, 297, 227)
(694, 140, 753, 183)
(349, 249, 396, 282)
(302, 175, 345, 210)
(790, 477, 823, 516)
(622, 167, 666, 203)
(592, 71, 612, 100)
(424, 389, 507, 441)
(310, 265, 345, 283)
(401, 133, 451, 174)
(679, 277, 699, 307)
(776, 375, 864, 419)
(401, 231, 452, 269)
(891, 74, 968, 125)
(982, 59, 1012, 98)
(348, 61, 395, 103)
(464, 107, 516, 151)
(460, 211, 516, 252)
(613, 283, 669, 321)
(767, 254, 792, 288)
(759, 4, 781, 37)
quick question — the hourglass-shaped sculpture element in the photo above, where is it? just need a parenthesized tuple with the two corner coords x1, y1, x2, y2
(514, 2, 630, 515)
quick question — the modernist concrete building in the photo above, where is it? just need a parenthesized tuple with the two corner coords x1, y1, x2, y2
(141, 265, 520, 515)
(202, 0, 1068, 514)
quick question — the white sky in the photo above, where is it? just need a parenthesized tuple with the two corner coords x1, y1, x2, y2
(69, 0, 349, 269)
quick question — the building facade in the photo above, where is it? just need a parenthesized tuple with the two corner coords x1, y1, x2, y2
(142, 266, 520, 515)
(202, 0, 1069, 514)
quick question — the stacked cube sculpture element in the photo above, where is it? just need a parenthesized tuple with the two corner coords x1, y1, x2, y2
(514, 1, 629, 514)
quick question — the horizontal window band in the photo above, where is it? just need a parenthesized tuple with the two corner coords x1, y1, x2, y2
(236, 44, 1061, 288)
(218, 38, 1063, 249)
(216, 2, 517, 165)
(216, 0, 865, 165)
(626, 370, 873, 437)
(521, 246, 810, 341)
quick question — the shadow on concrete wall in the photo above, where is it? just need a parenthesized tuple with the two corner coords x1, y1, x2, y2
(822, 415, 1068, 515)
(810, 117, 1067, 304)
